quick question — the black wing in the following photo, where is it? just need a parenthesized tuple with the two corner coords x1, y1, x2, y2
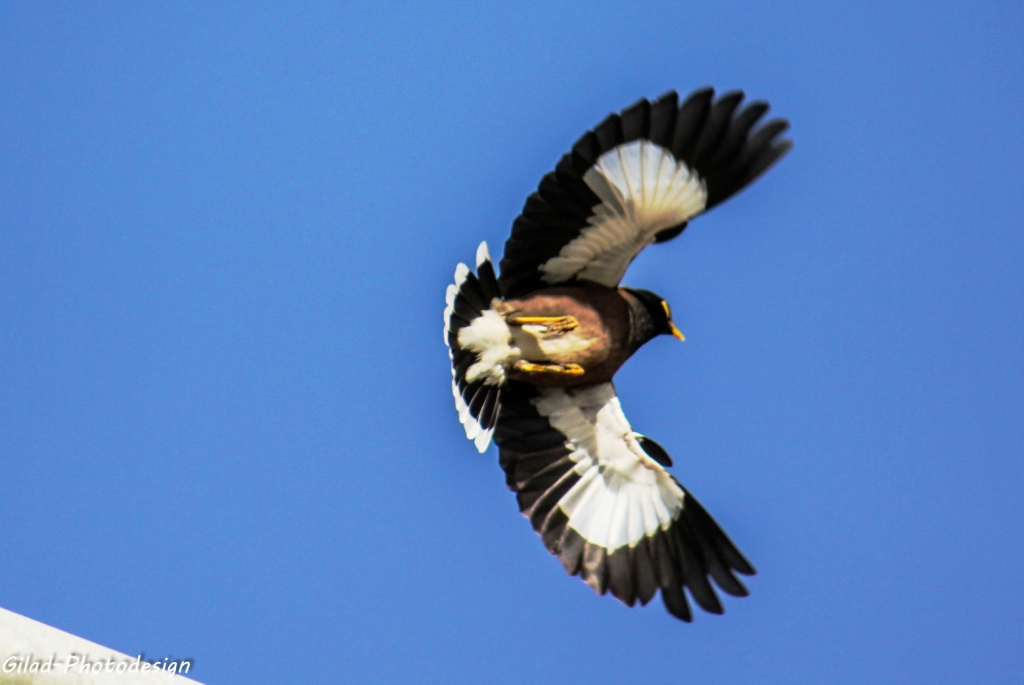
(498, 87, 792, 298)
(494, 381, 755, 621)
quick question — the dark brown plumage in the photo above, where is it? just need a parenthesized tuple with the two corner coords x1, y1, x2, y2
(495, 284, 668, 387)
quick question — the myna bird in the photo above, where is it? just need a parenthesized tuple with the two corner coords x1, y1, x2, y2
(443, 87, 791, 621)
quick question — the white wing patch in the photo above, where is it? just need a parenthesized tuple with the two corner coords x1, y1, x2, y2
(532, 383, 685, 552)
(540, 140, 708, 286)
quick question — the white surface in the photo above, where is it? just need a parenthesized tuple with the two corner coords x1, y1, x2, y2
(0, 607, 202, 685)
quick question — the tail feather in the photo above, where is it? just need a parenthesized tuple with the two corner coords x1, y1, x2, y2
(445, 242, 506, 452)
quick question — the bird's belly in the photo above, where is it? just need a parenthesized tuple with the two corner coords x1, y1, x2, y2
(499, 286, 629, 386)
(512, 326, 602, 363)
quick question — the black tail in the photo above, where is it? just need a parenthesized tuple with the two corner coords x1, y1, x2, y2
(444, 242, 503, 452)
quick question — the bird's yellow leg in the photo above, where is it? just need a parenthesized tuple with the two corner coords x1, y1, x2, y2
(513, 360, 585, 376)
(507, 315, 579, 333)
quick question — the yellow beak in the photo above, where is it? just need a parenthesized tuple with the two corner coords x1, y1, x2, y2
(669, 322, 685, 341)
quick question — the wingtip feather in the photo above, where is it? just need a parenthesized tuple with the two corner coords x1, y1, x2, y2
(476, 241, 491, 268)
(454, 262, 469, 285)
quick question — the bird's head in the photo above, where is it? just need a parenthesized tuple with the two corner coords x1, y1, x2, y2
(622, 287, 685, 353)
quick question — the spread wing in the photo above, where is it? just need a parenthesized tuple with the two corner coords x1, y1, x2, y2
(494, 381, 755, 621)
(498, 87, 792, 298)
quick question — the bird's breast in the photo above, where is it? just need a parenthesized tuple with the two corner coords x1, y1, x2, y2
(499, 285, 633, 385)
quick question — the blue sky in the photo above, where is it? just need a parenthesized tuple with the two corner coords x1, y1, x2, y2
(1, 2, 1021, 683)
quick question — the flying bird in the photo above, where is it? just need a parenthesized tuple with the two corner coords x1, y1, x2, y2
(443, 87, 791, 621)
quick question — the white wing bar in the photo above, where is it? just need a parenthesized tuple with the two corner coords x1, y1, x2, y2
(532, 383, 685, 551)
(539, 141, 708, 287)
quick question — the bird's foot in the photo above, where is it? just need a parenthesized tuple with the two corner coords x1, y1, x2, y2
(507, 315, 579, 336)
(512, 360, 585, 376)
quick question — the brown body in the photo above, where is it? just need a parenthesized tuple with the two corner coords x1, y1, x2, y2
(497, 284, 639, 387)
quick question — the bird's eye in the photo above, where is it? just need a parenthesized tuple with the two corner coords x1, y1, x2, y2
(661, 300, 671, 319)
